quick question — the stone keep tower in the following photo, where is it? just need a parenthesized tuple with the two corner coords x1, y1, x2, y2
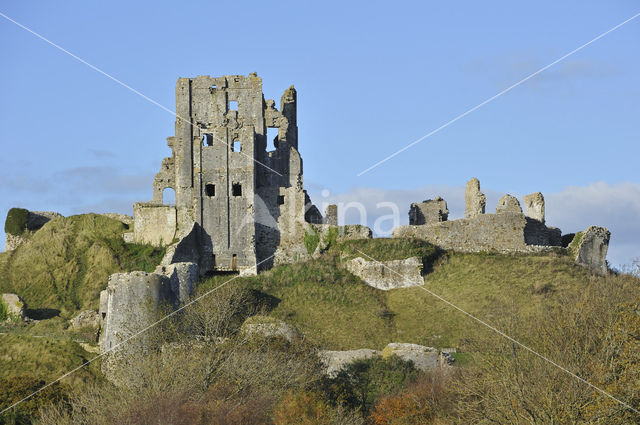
(131, 74, 317, 273)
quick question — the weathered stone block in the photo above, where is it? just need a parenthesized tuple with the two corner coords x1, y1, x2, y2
(1, 293, 25, 321)
(382, 343, 439, 372)
(575, 226, 610, 275)
(70, 310, 100, 329)
(345, 256, 423, 290)
(318, 349, 381, 378)
(100, 271, 174, 354)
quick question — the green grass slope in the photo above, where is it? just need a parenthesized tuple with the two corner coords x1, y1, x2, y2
(199, 238, 625, 351)
(0, 333, 101, 385)
(0, 213, 164, 388)
(0, 213, 165, 316)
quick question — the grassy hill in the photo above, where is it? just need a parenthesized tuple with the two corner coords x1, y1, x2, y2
(0, 213, 164, 386)
(1, 217, 638, 424)
(0, 213, 165, 316)
(198, 238, 610, 351)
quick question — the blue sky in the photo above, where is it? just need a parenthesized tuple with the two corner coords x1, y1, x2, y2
(0, 1, 638, 267)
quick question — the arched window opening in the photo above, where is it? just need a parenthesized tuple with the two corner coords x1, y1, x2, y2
(162, 187, 176, 205)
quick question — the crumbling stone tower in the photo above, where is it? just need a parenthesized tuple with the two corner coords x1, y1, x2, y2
(130, 74, 317, 273)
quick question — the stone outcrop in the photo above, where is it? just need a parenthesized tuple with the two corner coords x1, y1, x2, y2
(523, 192, 545, 223)
(70, 310, 101, 329)
(409, 197, 449, 225)
(319, 343, 452, 377)
(345, 257, 423, 290)
(240, 316, 301, 342)
(495, 194, 522, 214)
(381, 343, 440, 371)
(464, 178, 486, 218)
(4, 234, 25, 252)
(574, 226, 610, 275)
(318, 349, 381, 378)
(1, 293, 25, 321)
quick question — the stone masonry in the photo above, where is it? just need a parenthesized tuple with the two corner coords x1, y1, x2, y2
(523, 192, 545, 223)
(393, 178, 562, 252)
(496, 194, 523, 214)
(409, 197, 449, 225)
(345, 256, 423, 290)
(127, 74, 336, 274)
(464, 177, 486, 218)
(574, 226, 610, 275)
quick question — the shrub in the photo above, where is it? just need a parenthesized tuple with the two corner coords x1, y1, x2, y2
(567, 231, 583, 256)
(273, 390, 363, 425)
(0, 300, 7, 321)
(0, 375, 70, 425)
(4, 208, 29, 236)
(370, 370, 456, 425)
(326, 355, 419, 415)
(304, 228, 320, 255)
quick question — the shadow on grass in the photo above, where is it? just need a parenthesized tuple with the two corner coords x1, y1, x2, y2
(248, 289, 281, 312)
(421, 246, 446, 276)
(25, 308, 60, 320)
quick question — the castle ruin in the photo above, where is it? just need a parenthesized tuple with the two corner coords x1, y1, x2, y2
(126, 73, 325, 274)
(394, 178, 563, 252)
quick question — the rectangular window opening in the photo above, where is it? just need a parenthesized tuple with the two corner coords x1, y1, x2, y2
(232, 183, 242, 197)
(232, 140, 241, 152)
(277, 195, 285, 205)
(205, 183, 215, 197)
(266, 127, 278, 151)
(203, 134, 213, 146)
(229, 100, 238, 111)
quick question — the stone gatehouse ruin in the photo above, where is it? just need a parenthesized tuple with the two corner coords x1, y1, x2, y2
(126, 73, 327, 274)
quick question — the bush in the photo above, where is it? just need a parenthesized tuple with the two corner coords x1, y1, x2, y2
(0, 376, 70, 425)
(0, 300, 7, 321)
(4, 208, 29, 236)
(273, 390, 363, 425)
(370, 370, 456, 425)
(304, 228, 320, 255)
(325, 355, 419, 415)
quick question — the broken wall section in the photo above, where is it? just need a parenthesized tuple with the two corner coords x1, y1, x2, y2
(393, 178, 562, 253)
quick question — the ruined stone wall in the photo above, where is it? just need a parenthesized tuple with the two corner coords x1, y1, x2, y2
(130, 74, 333, 274)
(394, 178, 563, 253)
(409, 197, 449, 225)
(132, 203, 177, 247)
(394, 212, 529, 252)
